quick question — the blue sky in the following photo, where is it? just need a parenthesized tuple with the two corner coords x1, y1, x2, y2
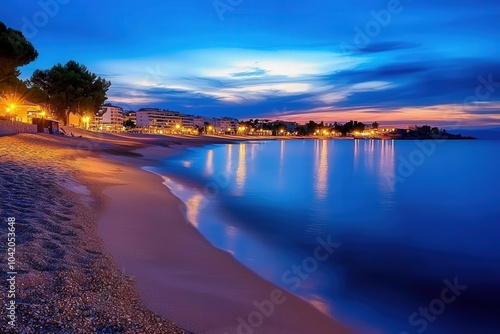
(2, 0, 500, 127)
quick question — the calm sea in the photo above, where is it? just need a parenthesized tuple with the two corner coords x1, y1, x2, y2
(147, 139, 500, 334)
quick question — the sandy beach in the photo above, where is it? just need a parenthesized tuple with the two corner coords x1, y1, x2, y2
(0, 130, 353, 333)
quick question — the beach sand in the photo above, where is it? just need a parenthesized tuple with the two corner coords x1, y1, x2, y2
(0, 133, 183, 333)
(0, 130, 353, 334)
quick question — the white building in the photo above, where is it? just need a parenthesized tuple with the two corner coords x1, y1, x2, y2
(180, 114, 195, 129)
(100, 104, 124, 131)
(136, 108, 198, 131)
(136, 108, 181, 129)
(214, 117, 239, 133)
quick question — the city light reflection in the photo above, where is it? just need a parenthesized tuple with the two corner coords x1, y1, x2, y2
(314, 140, 328, 199)
(205, 149, 214, 175)
(236, 144, 247, 189)
(226, 144, 233, 175)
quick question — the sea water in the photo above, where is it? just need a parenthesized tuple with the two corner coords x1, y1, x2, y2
(147, 139, 500, 334)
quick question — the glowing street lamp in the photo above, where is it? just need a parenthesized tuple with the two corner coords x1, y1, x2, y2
(82, 116, 90, 129)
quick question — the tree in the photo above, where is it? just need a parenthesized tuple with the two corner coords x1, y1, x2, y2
(29, 61, 111, 124)
(203, 121, 215, 134)
(372, 121, 379, 129)
(123, 119, 136, 128)
(295, 125, 307, 136)
(333, 122, 343, 134)
(306, 120, 318, 134)
(0, 21, 38, 92)
(342, 120, 365, 135)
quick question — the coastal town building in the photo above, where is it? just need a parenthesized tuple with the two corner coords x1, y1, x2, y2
(68, 104, 124, 131)
(100, 104, 124, 131)
(269, 120, 299, 132)
(180, 114, 195, 129)
(136, 108, 182, 129)
(213, 117, 239, 133)
(193, 116, 211, 128)
(136, 108, 199, 132)
(68, 113, 82, 127)
(0, 100, 44, 123)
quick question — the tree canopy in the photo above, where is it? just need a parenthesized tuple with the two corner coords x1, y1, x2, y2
(29, 61, 111, 123)
(0, 21, 38, 91)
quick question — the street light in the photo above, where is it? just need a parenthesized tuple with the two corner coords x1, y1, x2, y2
(83, 116, 90, 129)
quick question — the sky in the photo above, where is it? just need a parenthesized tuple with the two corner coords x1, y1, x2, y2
(2, 0, 500, 128)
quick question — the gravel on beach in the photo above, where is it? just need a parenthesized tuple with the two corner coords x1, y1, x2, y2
(0, 134, 185, 334)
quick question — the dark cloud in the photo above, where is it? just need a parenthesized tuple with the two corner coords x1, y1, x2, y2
(357, 42, 418, 54)
(326, 59, 500, 109)
(231, 68, 268, 77)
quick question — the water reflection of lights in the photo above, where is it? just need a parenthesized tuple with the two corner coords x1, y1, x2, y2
(236, 144, 247, 189)
(205, 149, 214, 175)
(378, 139, 396, 195)
(226, 144, 233, 175)
(314, 140, 329, 199)
(278, 140, 285, 186)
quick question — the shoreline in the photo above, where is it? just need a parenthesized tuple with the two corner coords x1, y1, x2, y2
(91, 135, 353, 333)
